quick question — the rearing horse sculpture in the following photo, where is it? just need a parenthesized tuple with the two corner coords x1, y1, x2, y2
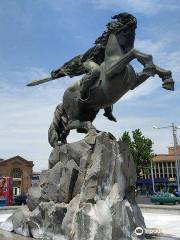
(27, 13, 174, 147)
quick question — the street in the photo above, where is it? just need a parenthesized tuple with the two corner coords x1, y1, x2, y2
(136, 197, 153, 205)
(136, 197, 180, 207)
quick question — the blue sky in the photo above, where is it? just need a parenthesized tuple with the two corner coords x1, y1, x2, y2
(0, 0, 180, 171)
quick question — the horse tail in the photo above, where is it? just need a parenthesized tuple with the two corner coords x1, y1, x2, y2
(48, 103, 69, 147)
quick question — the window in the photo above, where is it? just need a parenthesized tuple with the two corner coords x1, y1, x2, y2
(10, 168, 22, 178)
(13, 182, 20, 187)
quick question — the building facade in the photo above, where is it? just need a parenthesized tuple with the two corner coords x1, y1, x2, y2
(0, 156, 34, 196)
(136, 146, 180, 194)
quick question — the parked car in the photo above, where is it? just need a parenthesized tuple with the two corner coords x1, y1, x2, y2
(174, 191, 180, 197)
(13, 194, 27, 205)
(150, 193, 180, 205)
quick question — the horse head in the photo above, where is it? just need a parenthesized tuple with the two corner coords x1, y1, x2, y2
(95, 12, 137, 54)
(115, 25, 136, 53)
(109, 13, 137, 53)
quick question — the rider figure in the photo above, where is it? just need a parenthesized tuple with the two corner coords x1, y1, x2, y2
(51, 44, 117, 121)
(51, 13, 136, 122)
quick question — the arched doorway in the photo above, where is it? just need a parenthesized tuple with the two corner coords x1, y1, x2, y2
(10, 168, 22, 196)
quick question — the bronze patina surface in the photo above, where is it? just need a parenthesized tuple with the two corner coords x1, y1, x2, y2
(27, 12, 174, 147)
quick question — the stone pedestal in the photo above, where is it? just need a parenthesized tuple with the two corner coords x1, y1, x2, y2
(1, 132, 145, 240)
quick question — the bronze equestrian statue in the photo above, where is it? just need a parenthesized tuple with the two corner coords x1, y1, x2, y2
(27, 13, 174, 147)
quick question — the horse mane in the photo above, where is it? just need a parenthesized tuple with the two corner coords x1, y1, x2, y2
(94, 12, 137, 47)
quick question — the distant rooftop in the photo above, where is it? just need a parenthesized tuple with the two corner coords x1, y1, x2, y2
(153, 146, 180, 162)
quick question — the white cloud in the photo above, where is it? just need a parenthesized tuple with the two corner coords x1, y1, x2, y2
(0, 38, 179, 171)
(94, 115, 178, 155)
(0, 0, 179, 174)
(0, 74, 178, 171)
(92, 0, 180, 15)
(15, 67, 49, 81)
(0, 67, 83, 171)
(135, 40, 165, 56)
(121, 76, 160, 101)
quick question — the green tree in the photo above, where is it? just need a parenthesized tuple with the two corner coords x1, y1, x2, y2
(120, 129, 155, 177)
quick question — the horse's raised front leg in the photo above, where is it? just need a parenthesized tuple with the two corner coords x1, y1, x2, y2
(130, 51, 173, 82)
(105, 48, 174, 90)
(155, 65, 172, 79)
(105, 48, 155, 78)
(131, 65, 174, 91)
(133, 49, 156, 77)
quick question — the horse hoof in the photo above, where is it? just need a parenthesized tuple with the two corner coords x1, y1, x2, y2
(162, 78, 174, 91)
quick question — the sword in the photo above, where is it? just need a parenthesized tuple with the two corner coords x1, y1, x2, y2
(27, 76, 56, 87)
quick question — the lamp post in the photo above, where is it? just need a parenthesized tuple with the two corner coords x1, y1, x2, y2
(153, 123, 180, 191)
(150, 159, 155, 194)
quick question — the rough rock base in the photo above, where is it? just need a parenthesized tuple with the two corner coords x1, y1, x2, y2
(1, 132, 145, 240)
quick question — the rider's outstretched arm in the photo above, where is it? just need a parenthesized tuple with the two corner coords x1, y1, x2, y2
(51, 55, 84, 79)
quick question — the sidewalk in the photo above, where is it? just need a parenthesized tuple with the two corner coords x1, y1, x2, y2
(0, 205, 180, 240)
(144, 212, 180, 239)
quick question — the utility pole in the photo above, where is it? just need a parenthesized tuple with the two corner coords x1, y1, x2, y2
(153, 123, 180, 191)
(151, 159, 155, 194)
(172, 123, 180, 191)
